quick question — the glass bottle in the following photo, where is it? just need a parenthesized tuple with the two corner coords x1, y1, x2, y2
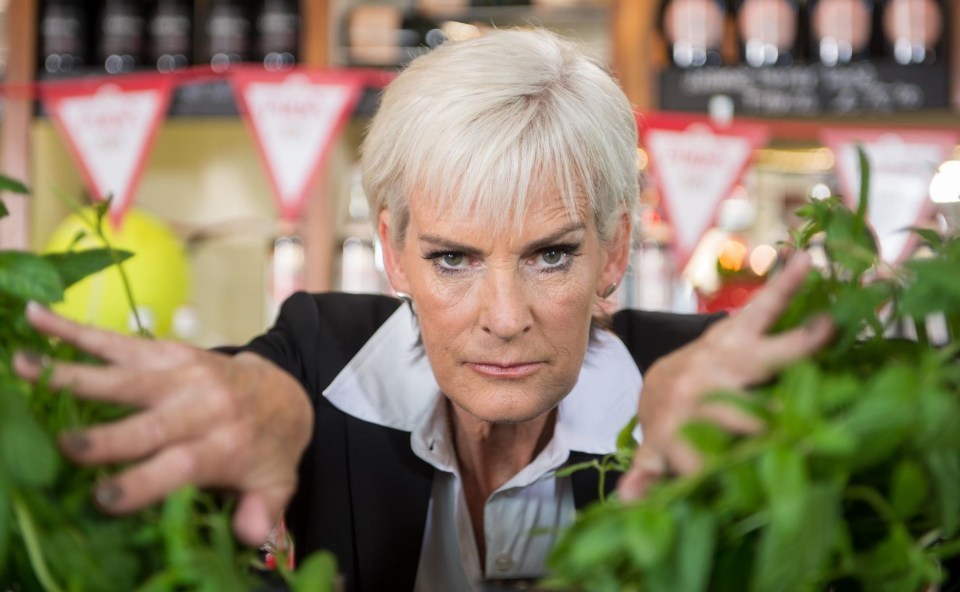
(39, 0, 88, 74)
(98, 0, 146, 74)
(255, 0, 300, 71)
(660, 0, 728, 67)
(147, 0, 194, 72)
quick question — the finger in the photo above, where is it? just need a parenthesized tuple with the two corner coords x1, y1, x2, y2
(754, 314, 835, 371)
(233, 489, 290, 547)
(735, 251, 812, 329)
(617, 444, 666, 501)
(697, 399, 765, 434)
(92, 443, 199, 514)
(61, 393, 224, 464)
(24, 301, 167, 366)
(13, 353, 166, 406)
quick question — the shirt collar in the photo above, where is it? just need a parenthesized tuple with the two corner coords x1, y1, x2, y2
(322, 304, 642, 455)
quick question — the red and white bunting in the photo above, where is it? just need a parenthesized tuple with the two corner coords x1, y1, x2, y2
(232, 70, 362, 222)
(822, 128, 958, 263)
(42, 76, 173, 227)
(640, 113, 770, 269)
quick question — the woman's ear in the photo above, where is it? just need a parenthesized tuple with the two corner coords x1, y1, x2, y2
(599, 212, 632, 297)
(378, 209, 412, 295)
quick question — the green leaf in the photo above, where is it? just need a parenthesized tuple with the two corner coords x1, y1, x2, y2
(290, 551, 339, 592)
(889, 459, 928, 519)
(616, 416, 638, 452)
(855, 145, 870, 222)
(924, 450, 960, 536)
(646, 503, 716, 592)
(0, 251, 64, 304)
(0, 391, 59, 487)
(908, 227, 944, 250)
(44, 249, 133, 290)
(0, 174, 30, 194)
(624, 505, 676, 566)
(759, 445, 807, 532)
(680, 421, 733, 458)
(0, 484, 9, 576)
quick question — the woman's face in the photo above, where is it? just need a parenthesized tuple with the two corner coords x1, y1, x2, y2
(380, 192, 629, 424)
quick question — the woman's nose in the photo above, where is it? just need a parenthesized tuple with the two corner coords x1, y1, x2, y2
(479, 269, 533, 341)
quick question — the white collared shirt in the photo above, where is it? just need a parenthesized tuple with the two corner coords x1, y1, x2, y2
(323, 304, 643, 591)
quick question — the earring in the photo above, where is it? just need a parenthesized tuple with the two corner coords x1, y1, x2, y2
(601, 283, 618, 299)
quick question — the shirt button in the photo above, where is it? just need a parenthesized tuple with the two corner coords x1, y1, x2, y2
(494, 553, 514, 572)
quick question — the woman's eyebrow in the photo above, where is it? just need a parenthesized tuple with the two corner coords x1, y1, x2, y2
(418, 222, 586, 256)
(523, 222, 586, 253)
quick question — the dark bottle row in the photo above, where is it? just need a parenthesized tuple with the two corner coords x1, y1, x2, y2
(38, 0, 300, 76)
(660, 0, 948, 68)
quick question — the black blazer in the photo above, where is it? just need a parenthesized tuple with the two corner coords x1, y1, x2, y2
(237, 292, 720, 592)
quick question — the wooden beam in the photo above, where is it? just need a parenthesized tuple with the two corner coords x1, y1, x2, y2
(0, 0, 37, 249)
(301, 0, 331, 68)
(612, 0, 658, 111)
(300, 0, 335, 291)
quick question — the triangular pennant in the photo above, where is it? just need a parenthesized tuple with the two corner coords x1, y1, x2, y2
(232, 70, 362, 222)
(42, 76, 173, 227)
(640, 113, 770, 269)
(822, 128, 958, 264)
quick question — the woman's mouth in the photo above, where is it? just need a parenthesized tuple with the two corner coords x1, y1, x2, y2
(466, 361, 544, 379)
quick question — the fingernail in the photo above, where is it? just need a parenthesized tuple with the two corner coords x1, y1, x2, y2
(94, 481, 124, 510)
(61, 431, 91, 455)
(804, 313, 833, 332)
(25, 301, 47, 316)
(15, 351, 48, 368)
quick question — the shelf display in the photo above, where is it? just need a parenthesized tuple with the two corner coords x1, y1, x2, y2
(147, 0, 194, 72)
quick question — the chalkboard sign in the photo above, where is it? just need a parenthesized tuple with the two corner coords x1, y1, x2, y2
(659, 63, 950, 116)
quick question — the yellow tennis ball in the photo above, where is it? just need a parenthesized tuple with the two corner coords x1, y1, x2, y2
(44, 208, 191, 338)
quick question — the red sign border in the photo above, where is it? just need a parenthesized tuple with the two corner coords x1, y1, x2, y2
(230, 68, 365, 222)
(40, 75, 175, 227)
(639, 112, 771, 270)
(821, 127, 960, 264)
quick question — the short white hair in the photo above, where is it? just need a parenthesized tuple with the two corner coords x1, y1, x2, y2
(361, 28, 639, 246)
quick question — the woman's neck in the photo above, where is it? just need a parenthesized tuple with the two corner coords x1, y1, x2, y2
(448, 400, 557, 493)
(447, 399, 557, 569)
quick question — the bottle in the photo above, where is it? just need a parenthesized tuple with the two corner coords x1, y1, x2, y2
(808, 0, 874, 65)
(204, 0, 252, 72)
(660, 0, 727, 67)
(344, 5, 445, 66)
(735, 0, 799, 66)
(254, 0, 300, 70)
(39, 0, 88, 74)
(338, 169, 388, 294)
(881, 0, 943, 64)
(98, 0, 146, 74)
(147, 0, 193, 72)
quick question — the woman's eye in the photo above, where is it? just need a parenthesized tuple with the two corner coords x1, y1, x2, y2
(440, 253, 465, 268)
(541, 250, 565, 266)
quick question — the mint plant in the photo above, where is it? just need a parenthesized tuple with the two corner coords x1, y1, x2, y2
(549, 150, 960, 592)
(0, 177, 335, 591)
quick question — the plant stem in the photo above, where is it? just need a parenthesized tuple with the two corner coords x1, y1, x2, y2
(13, 493, 64, 592)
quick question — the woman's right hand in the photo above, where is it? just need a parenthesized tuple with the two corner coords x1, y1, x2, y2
(13, 302, 314, 547)
(618, 252, 835, 501)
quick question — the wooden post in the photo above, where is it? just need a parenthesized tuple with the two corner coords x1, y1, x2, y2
(299, 0, 336, 291)
(612, 0, 658, 112)
(0, 0, 38, 249)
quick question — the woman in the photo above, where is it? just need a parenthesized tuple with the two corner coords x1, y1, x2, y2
(13, 29, 832, 590)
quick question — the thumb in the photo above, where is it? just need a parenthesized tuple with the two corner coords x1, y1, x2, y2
(616, 445, 666, 502)
(233, 488, 290, 547)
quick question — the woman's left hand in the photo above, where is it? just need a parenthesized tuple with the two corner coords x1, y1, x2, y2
(618, 252, 834, 500)
(13, 303, 314, 546)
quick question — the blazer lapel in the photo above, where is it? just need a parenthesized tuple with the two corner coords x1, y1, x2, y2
(346, 416, 434, 592)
